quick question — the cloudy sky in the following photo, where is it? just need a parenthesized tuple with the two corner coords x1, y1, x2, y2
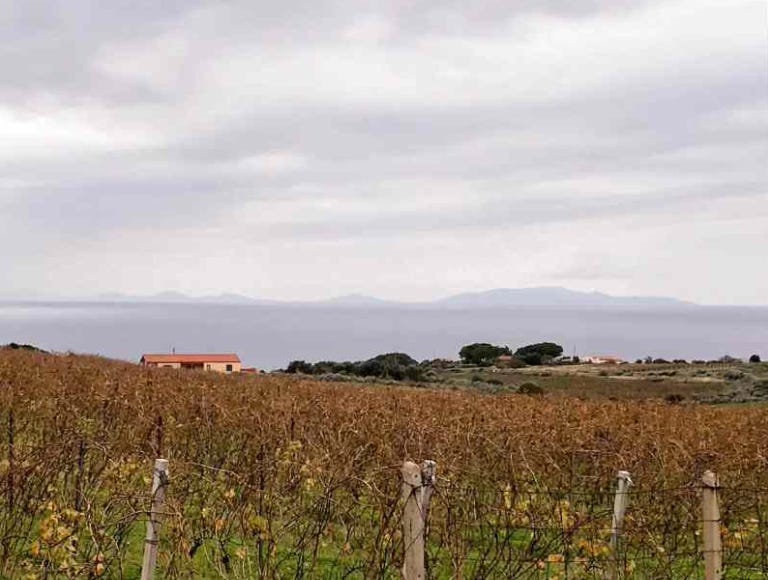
(1, 0, 766, 305)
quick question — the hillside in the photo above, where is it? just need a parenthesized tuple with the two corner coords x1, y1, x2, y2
(0, 350, 766, 577)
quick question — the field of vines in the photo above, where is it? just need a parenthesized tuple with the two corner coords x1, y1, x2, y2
(0, 349, 767, 578)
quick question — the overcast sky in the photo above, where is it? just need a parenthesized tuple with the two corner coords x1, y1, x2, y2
(1, 0, 766, 305)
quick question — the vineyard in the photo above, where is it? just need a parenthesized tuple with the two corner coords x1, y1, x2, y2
(0, 349, 767, 578)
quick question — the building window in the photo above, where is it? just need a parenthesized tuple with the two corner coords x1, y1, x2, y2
(226, 364, 233, 372)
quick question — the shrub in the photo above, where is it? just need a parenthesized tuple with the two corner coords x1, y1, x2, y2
(404, 366, 426, 382)
(749, 354, 762, 364)
(517, 382, 544, 395)
(751, 380, 768, 397)
(316, 373, 355, 383)
(286, 353, 423, 381)
(286, 360, 314, 374)
(1, 342, 47, 352)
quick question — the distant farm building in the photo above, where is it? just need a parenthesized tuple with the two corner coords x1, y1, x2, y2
(495, 355, 525, 368)
(140, 354, 242, 373)
(583, 355, 625, 365)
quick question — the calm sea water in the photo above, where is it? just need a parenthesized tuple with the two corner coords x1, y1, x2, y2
(0, 302, 766, 370)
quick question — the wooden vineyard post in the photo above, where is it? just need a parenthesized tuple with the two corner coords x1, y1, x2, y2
(6, 410, 13, 514)
(141, 459, 169, 580)
(701, 470, 722, 580)
(609, 470, 632, 580)
(401, 460, 436, 580)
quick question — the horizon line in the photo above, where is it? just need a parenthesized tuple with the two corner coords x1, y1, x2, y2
(1, 286, 767, 307)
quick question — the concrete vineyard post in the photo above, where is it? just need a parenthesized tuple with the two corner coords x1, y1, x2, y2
(141, 459, 169, 580)
(701, 470, 722, 580)
(401, 460, 436, 580)
(609, 470, 632, 580)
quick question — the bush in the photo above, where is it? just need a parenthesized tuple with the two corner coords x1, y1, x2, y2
(749, 354, 762, 363)
(286, 360, 314, 374)
(751, 380, 768, 397)
(404, 366, 425, 382)
(2, 342, 47, 352)
(316, 373, 355, 383)
(665, 394, 685, 404)
(517, 382, 544, 395)
(285, 352, 424, 381)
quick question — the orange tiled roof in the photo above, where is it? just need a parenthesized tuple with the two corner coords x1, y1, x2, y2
(141, 354, 241, 363)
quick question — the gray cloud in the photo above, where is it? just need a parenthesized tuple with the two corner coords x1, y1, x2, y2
(0, 0, 766, 304)
(0, 0, 663, 102)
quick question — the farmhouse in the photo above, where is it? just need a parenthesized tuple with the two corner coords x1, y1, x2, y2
(583, 355, 625, 365)
(140, 353, 242, 373)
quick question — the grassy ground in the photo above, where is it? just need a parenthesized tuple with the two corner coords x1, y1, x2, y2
(430, 361, 768, 402)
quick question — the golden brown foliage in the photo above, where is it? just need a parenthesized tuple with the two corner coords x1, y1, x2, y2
(0, 350, 766, 577)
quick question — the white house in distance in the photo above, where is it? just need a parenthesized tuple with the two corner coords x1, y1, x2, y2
(140, 353, 242, 373)
(583, 355, 625, 365)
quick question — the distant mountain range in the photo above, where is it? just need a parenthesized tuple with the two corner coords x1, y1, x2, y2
(97, 291, 274, 305)
(435, 287, 692, 308)
(93, 287, 694, 309)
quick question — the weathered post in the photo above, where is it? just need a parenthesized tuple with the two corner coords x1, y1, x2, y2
(401, 460, 436, 580)
(701, 471, 722, 580)
(141, 459, 170, 580)
(609, 470, 632, 580)
(6, 410, 13, 514)
(75, 439, 86, 512)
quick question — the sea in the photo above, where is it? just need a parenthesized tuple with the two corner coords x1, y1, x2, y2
(1, 301, 766, 370)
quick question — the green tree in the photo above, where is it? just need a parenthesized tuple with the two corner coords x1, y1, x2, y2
(285, 360, 314, 374)
(367, 353, 418, 367)
(514, 342, 563, 366)
(459, 343, 510, 366)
